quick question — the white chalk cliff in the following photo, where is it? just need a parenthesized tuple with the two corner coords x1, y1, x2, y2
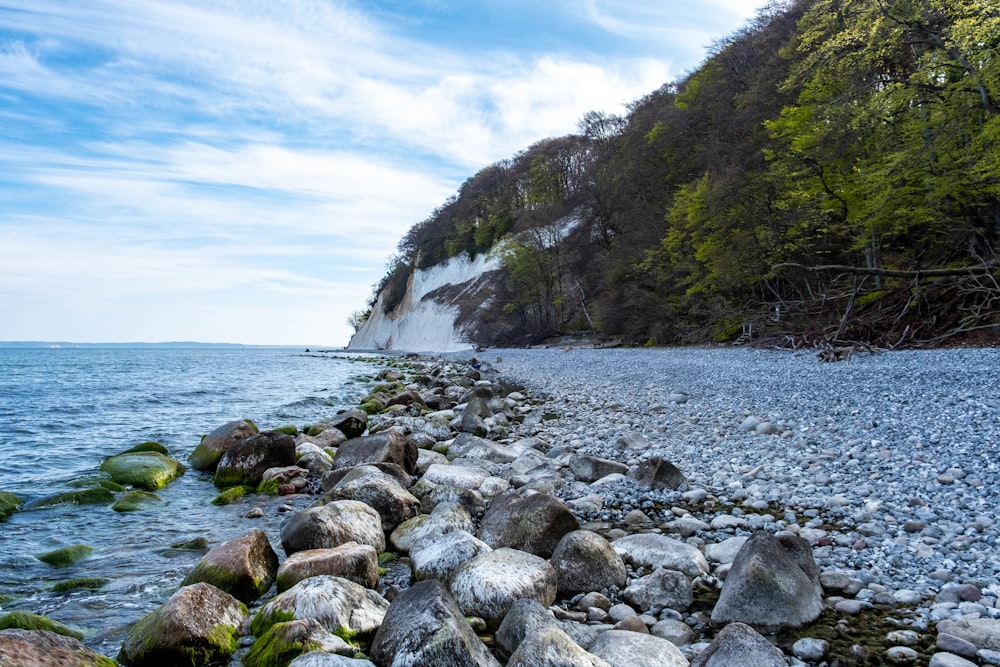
(348, 252, 502, 352)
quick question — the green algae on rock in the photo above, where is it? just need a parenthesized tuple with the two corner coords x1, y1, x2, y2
(35, 544, 94, 567)
(121, 441, 170, 455)
(50, 577, 111, 593)
(211, 485, 255, 506)
(0, 611, 84, 640)
(32, 487, 115, 507)
(0, 491, 21, 521)
(99, 451, 185, 490)
(112, 489, 163, 512)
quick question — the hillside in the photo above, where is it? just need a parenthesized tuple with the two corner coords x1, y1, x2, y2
(351, 0, 1000, 351)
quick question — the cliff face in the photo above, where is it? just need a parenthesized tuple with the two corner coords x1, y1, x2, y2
(347, 252, 502, 352)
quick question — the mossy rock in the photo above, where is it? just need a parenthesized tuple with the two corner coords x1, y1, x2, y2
(211, 485, 254, 506)
(51, 577, 111, 593)
(68, 477, 127, 492)
(170, 537, 210, 551)
(250, 608, 296, 638)
(358, 401, 383, 415)
(0, 491, 21, 521)
(255, 478, 281, 496)
(112, 489, 163, 512)
(244, 619, 341, 667)
(99, 451, 185, 490)
(304, 423, 329, 437)
(33, 487, 115, 507)
(121, 441, 170, 455)
(272, 425, 299, 436)
(36, 544, 94, 567)
(0, 611, 84, 640)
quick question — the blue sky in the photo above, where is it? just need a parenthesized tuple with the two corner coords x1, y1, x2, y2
(0, 0, 773, 346)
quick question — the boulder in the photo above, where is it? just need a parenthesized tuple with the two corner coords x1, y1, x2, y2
(321, 461, 413, 492)
(410, 529, 493, 583)
(330, 408, 368, 439)
(589, 630, 690, 667)
(448, 547, 558, 630)
(446, 433, 516, 464)
(318, 465, 420, 532)
(417, 483, 486, 516)
(710, 531, 823, 631)
(495, 598, 558, 658)
(506, 625, 611, 667)
(296, 444, 334, 476)
(0, 491, 21, 521)
(189, 419, 259, 470)
(280, 500, 385, 556)
(936, 618, 1000, 652)
(35, 544, 92, 568)
(628, 456, 688, 492)
(550, 530, 627, 598)
(332, 432, 417, 475)
(277, 543, 379, 591)
(567, 455, 628, 483)
(180, 528, 279, 603)
(117, 582, 247, 667)
(418, 463, 509, 499)
(0, 612, 83, 640)
(244, 619, 353, 667)
(389, 501, 474, 553)
(623, 568, 693, 613)
(689, 621, 786, 667)
(478, 490, 580, 558)
(370, 579, 502, 667)
(214, 431, 296, 489)
(99, 451, 185, 490)
(0, 629, 116, 667)
(289, 653, 376, 667)
(612, 534, 709, 577)
(251, 575, 389, 638)
(111, 489, 163, 512)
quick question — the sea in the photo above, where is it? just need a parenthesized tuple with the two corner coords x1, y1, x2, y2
(0, 345, 384, 657)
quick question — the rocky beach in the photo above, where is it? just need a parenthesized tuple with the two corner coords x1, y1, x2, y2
(2, 346, 999, 667)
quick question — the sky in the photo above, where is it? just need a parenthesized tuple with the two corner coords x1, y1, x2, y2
(0, 0, 773, 346)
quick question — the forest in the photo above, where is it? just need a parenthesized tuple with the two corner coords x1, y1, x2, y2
(366, 0, 1000, 349)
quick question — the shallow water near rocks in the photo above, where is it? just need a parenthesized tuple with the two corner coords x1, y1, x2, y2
(0, 346, 381, 657)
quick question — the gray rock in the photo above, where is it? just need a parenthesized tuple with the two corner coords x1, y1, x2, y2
(928, 653, 978, 667)
(710, 532, 823, 631)
(938, 632, 979, 658)
(885, 646, 920, 664)
(276, 542, 379, 591)
(180, 528, 279, 603)
(704, 536, 747, 564)
(332, 431, 417, 475)
(496, 598, 558, 658)
(612, 533, 710, 577)
(189, 419, 259, 470)
(628, 456, 688, 492)
(319, 465, 421, 532)
(280, 500, 385, 556)
(0, 629, 116, 667)
(449, 547, 558, 630)
(370, 580, 502, 667)
(447, 433, 516, 463)
(568, 455, 629, 483)
(419, 463, 510, 498)
(550, 530, 627, 598)
(588, 629, 690, 667)
(410, 529, 493, 583)
(389, 501, 474, 553)
(245, 619, 352, 667)
(506, 625, 611, 667)
(252, 575, 389, 637)
(792, 637, 828, 661)
(118, 582, 247, 667)
(288, 650, 376, 666)
(937, 618, 1000, 652)
(478, 490, 580, 558)
(689, 622, 786, 667)
(215, 431, 296, 488)
(329, 408, 368, 439)
(624, 568, 693, 613)
(650, 618, 696, 646)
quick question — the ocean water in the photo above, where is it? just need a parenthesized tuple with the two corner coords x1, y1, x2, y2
(0, 346, 382, 656)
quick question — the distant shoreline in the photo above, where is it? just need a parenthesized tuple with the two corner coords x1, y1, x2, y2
(0, 341, 339, 349)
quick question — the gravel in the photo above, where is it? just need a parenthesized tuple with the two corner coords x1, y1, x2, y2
(460, 346, 1000, 623)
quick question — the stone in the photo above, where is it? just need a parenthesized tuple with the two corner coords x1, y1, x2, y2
(628, 456, 688, 492)
(446, 432, 517, 463)
(215, 431, 296, 488)
(885, 646, 920, 664)
(928, 653, 978, 667)
(276, 542, 379, 592)
(111, 489, 163, 512)
(389, 501, 474, 553)
(117, 582, 247, 667)
(370, 580, 502, 667)
(318, 465, 421, 532)
(938, 633, 979, 657)
(704, 536, 748, 564)
(689, 622, 786, 667)
(243, 619, 352, 667)
(289, 652, 377, 667)
(332, 432, 418, 475)
(0, 491, 22, 521)
(792, 637, 828, 661)
(99, 451, 185, 490)
(449, 547, 558, 630)
(550, 529, 627, 598)
(189, 419, 259, 470)
(280, 500, 385, 556)
(612, 533, 710, 577)
(588, 629, 690, 667)
(710, 532, 823, 631)
(419, 463, 510, 499)
(35, 544, 92, 568)
(495, 598, 558, 658)
(937, 618, 1000, 652)
(623, 568, 693, 613)
(330, 408, 368, 439)
(567, 455, 628, 483)
(506, 625, 611, 667)
(0, 612, 83, 640)
(478, 490, 580, 558)
(0, 629, 116, 667)
(251, 575, 389, 638)
(181, 528, 279, 603)
(410, 529, 493, 583)
(651, 618, 696, 646)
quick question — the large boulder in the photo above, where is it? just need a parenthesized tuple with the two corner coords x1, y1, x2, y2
(495, 598, 559, 659)
(0, 629, 116, 667)
(0, 612, 83, 640)
(389, 501, 474, 553)
(628, 456, 688, 492)
(332, 432, 417, 475)
(550, 530, 627, 598)
(251, 575, 389, 638)
(99, 451, 185, 490)
(215, 431, 296, 488)
(710, 531, 823, 631)
(289, 654, 376, 667)
(612, 534, 709, 577)
(318, 465, 420, 532)
(276, 543, 379, 591)
(244, 619, 352, 667)
(189, 419, 259, 470)
(410, 529, 493, 583)
(623, 568, 693, 614)
(329, 408, 368, 439)
(370, 579, 502, 667)
(180, 528, 279, 603)
(589, 630, 690, 667)
(280, 500, 385, 556)
(417, 463, 510, 499)
(117, 582, 247, 667)
(689, 622, 787, 667)
(446, 433, 517, 464)
(506, 625, 611, 667)
(478, 490, 580, 558)
(448, 547, 558, 630)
